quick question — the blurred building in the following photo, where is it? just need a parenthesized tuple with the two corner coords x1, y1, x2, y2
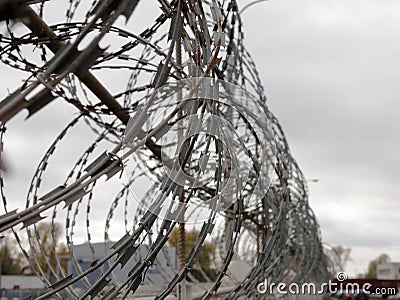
(377, 262, 400, 280)
(0, 275, 46, 299)
(68, 242, 177, 294)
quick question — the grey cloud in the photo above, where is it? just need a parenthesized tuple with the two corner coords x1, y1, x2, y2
(241, 0, 400, 275)
(1, 0, 399, 277)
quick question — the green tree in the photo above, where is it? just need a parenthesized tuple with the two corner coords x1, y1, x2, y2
(365, 253, 390, 279)
(0, 236, 22, 275)
(168, 228, 216, 281)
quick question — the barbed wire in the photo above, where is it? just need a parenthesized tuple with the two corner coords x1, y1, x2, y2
(0, 0, 329, 299)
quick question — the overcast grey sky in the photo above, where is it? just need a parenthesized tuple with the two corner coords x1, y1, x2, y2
(241, 0, 400, 275)
(1, 0, 399, 277)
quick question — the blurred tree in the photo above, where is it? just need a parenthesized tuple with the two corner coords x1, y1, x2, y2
(0, 235, 22, 275)
(356, 273, 365, 279)
(365, 253, 390, 279)
(326, 245, 351, 275)
(28, 222, 68, 278)
(168, 228, 216, 281)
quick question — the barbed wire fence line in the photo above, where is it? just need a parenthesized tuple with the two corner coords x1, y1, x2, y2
(0, 0, 330, 299)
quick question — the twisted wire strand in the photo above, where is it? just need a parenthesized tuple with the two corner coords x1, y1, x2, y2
(0, 0, 329, 299)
